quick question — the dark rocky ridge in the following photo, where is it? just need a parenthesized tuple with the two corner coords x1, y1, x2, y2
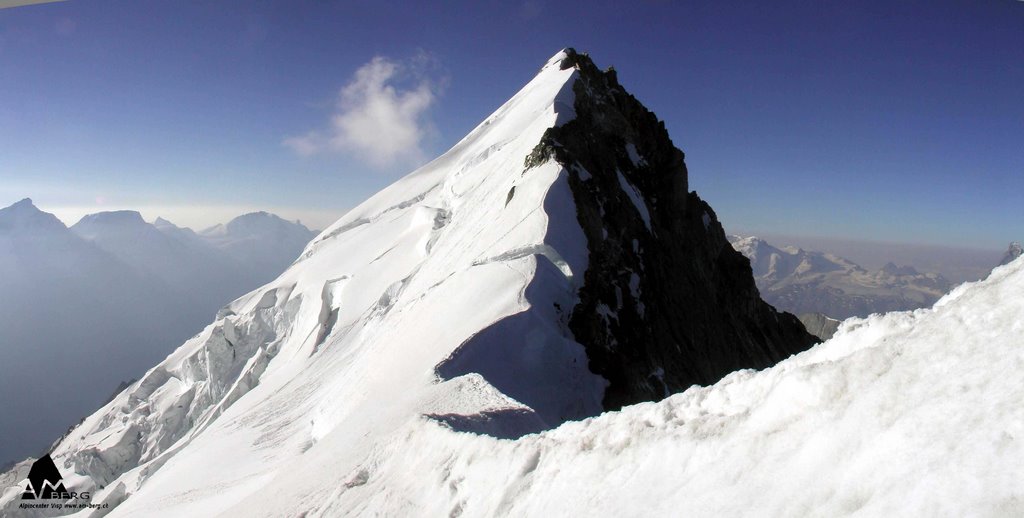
(532, 49, 818, 410)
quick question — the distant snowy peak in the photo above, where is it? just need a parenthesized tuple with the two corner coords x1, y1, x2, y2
(0, 198, 67, 233)
(71, 210, 176, 252)
(70, 210, 151, 240)
(729, 234, 953, 319)
(74, 209, 146, 226)
(999, 241, 1022, 266)
(202, 211, 314, 241)
(200, 212, 316, 278)
(727, 234, 855, 283)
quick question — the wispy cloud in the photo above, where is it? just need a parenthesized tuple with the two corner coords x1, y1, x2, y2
(284, 53, 444, 169)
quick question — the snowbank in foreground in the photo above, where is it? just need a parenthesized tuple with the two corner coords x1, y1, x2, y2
(245, 256, 1024, 517)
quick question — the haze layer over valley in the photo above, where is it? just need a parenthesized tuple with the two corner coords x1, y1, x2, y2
(0, 199, 315, 467)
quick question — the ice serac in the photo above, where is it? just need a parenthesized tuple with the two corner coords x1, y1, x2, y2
(529, 49, 817, 409)
(1, 49, 815, 516)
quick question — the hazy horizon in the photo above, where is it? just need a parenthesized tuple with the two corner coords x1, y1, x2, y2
(731, 230, 1004, 284)
(38, 201, 341, 232)
(2, 193, 1006, 286)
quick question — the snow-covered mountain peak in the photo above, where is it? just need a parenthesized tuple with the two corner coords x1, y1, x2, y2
(302, 49, 579, 259)
(1, 50, 815, 516)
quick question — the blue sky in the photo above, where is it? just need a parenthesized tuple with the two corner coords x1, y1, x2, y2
(0, 0, 1020, 248)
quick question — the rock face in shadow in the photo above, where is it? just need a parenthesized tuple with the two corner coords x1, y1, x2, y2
(531, 49, 818, 410)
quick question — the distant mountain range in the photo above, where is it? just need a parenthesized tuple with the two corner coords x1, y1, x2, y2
(729, 235, 953, 320)
(0, 198, 316, 467)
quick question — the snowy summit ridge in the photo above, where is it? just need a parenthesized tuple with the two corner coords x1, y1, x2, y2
(2, 49, 815, 516)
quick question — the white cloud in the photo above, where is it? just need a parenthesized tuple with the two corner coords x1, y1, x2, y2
(285, 55, 442, 169)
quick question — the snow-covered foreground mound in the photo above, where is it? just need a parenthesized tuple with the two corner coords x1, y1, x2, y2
(237, 255, 1024, 517)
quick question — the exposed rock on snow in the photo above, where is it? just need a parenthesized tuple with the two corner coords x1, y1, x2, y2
(999, 241, 1022, 267)
(533, 50, 816, 409)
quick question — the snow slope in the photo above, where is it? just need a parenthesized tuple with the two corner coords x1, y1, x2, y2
(25, 223, 1021, 517)
(1, 49, 604, 516)
(260, 254, 1023, 517)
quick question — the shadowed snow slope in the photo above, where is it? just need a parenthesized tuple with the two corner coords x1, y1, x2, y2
(250, 255, 1023, 517)
(3, 50, 814, 516)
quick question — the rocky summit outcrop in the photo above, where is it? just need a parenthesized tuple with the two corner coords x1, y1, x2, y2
(531, 49, 818, 410)
(999, 242, 1022, 267)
